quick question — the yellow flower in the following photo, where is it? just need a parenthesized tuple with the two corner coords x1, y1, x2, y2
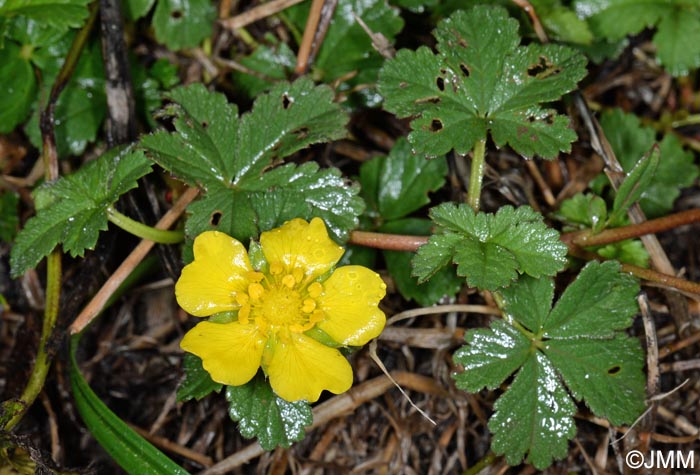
(176, 218, 387, 402)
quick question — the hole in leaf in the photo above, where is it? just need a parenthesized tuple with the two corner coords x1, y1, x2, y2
(201, 120, 209, 128)
(527, 55, 562, 78)
(430, 119, 443, 132)
(607, 365, 621, 375)
(457, 36, 468, 48)
(459, 64, 470, 78)
(282, 94, 291, 109)
(210, 211, 222, 226)
(436, 77, 445, 91)
(399, 81, 408, 89)
(171, 9, 183, 19)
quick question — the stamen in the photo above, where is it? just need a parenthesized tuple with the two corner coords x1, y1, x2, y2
(307, 282, 323, 298)
(302, 299, 316, 313)
(235, 293, 249, 306)
(270, 262, 284, 275)
(292, 268, 304, 284)
(248, 283, 265, 300)
(238, 304, 251, 324)
(282, 274, 296, 288)
(247, 271, 264, 282)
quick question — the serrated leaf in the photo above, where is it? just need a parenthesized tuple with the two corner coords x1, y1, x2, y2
(598, 108, 698, 218)
(69, 336, 190, 475)
(500, 273, 553, 334)
(0, 0, 91, 31)
(381, 219, 462, 306)
(152, 0, 215, 50)
(597, 239, 649, 268)
(124, 0, 156, 19)
(142, 79, 362, 242)
(453, 319, 531, 392)
(177, 353, 223, 402)
(413, 203, 567, 290)
(543, 261, 639, 338)
(489, 353, 576, 469)
(0, 41, 35, 133)
(359, 137, 447, 221)
(544, 335, 646, 425)
(555, 192, 607, 233)
(226, 373, 312, 451)
(232, 37, 296, 98)
(10, 147, 152, 277)
(609, 145, 659, 226)
(378, 5, 587, 158)
(576, 0, 700, 76)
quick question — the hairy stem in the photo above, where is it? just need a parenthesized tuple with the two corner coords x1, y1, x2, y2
(467, 139, 486, 211)
(106, 206, 184, 244)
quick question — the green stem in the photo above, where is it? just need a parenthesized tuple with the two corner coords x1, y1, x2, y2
(462, 452, 496, 475)
(106, 207, 184, 244)
(671, 114, 700, 128)
(467, 139, 486, 211)
(4, 252, 62, 431)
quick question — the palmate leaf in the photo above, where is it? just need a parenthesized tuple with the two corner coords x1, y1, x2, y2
(413, 203, 567, 290)
(226, 373, 312, 451)
(575, 0, 700, 76)
(378, 5, 587, 159)
(10, 147, 152, 277)
(454, 261, 645, 469)
(141, 78, 362, 243)
(0, 0, 91, 31)
(152, 0, 215, 50)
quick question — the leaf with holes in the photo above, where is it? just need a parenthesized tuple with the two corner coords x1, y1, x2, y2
(141, 79, 361, 243)
(10, 147, 152, 277)
(453, 261, 645, 468)
(226, 373, 312, 451)
(575, 0, 700, 76)
(152, 0, 215, 50)
(413, 203, 567, 290)
(378, 5, 587, 159)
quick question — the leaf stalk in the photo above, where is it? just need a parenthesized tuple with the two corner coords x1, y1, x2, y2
(106, 206, 184, 244)
(467, 139, 486, 211)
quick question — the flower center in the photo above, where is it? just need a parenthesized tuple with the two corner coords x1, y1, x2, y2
(235, 264, 324, 334)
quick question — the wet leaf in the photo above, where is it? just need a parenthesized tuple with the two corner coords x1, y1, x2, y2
(177, 354, 222, 402)
(10, 147, 152, 277)
(576, 0, 700, 76)
(0, 0, 91, 32)
(597, 108, 698, 218)
(0, 41, 35, 133)
(555, 192, 608, 233)
(152, 0, 215, 50)
(0, 191, 19, 243)
(413, 203, 567, 290)
(609, 145, 659, 226)
(378, 5, 587, 158)
(359, 137, 448, 221)
(141, 79, 361, 242)
(226, 373, 312, 451)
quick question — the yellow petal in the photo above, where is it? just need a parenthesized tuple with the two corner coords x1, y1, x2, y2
(260, 218, 344, 280)
(264, 332, 352, 402)
(181, 321, 266, 386)
(316, 266, 386, 346)
(176, 231, 253, 317)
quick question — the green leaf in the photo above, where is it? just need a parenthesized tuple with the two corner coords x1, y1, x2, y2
(576, 0, 700, 76)
(489, 353, 576, 469)
(69, 335, 190, 475)
(0, 191, 19, 242)
(538, 5, 593, 45)
(25, 42, 106, 157)
(597, 239, 649, 268)
(543, 261, 640, 338)
(124, 0, 156, 19)
(609, 145, 660, 226)
(288, 0, 403, 105)
(453, 319, 531, 392)
(413, 203, 567, 290)
(544, 335, 646, 425)
(453, 262, 645, 468)
(10, 147, 152, 277)
(226, 374, 312, 451)
(177, 353, 223, 402)
(152, 0, 215, 50)
(231, 36, 296, 98)
(359, 137, 448, 221)
(598, 108, 698, 218)
(0, 41, 36, 132)
(555, 192, 607, 233)
(381, 219, 462, 306)
(378, 5, 587, 158)
(0, 0, 91, 31)
(142, 79, 362, 242)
